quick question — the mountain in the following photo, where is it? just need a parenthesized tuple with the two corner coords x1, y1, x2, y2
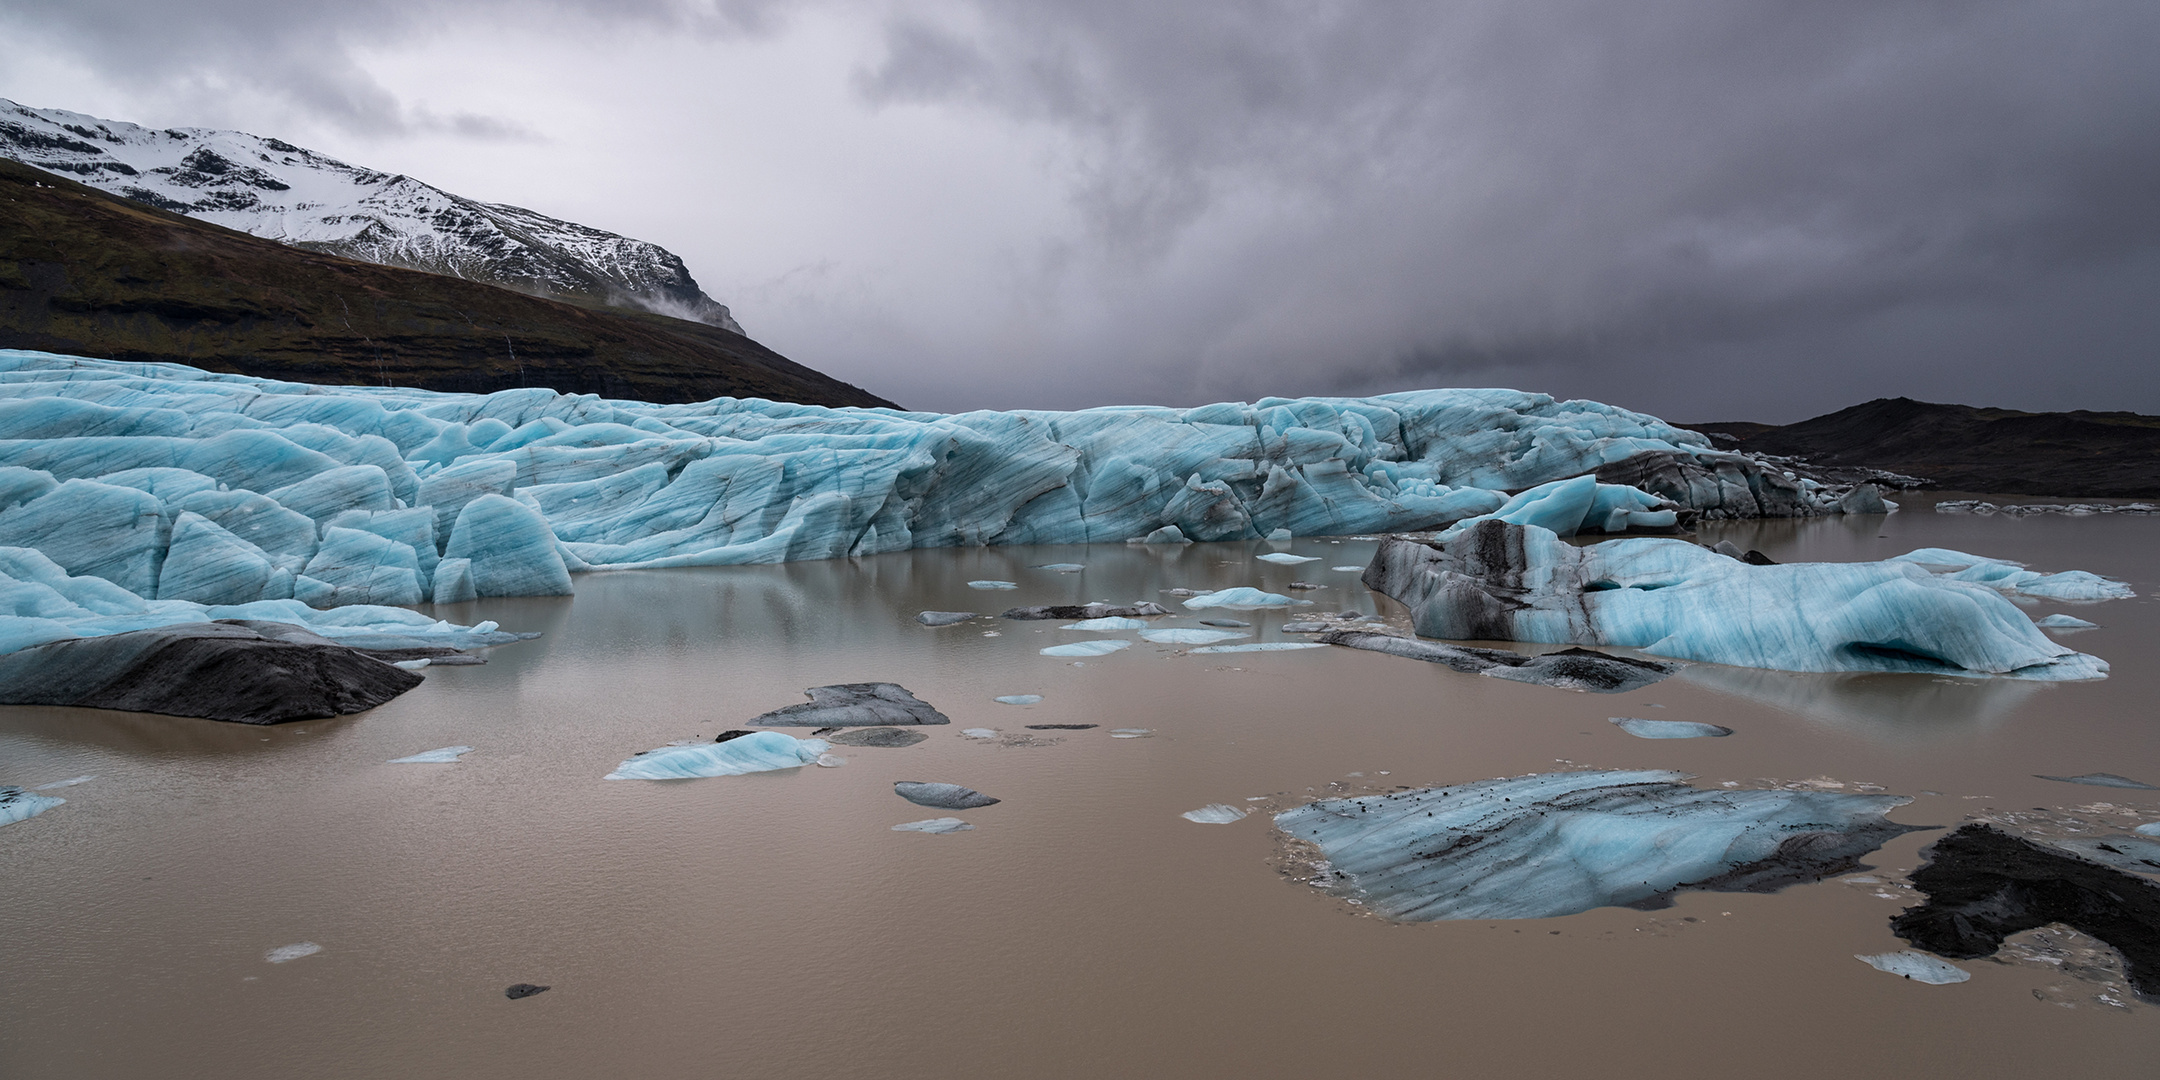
(1682, 398, 2160, 498)
(0, 156, 897, 408)
(0, 98, 743, 332)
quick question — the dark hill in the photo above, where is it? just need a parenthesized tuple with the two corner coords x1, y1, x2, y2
(1684, 398, 2160, 498)
(0, 157, 896, 408)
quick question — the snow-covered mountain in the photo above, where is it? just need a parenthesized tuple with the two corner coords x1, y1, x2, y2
(0, 99, 743, 333)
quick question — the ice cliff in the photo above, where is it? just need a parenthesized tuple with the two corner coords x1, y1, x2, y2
(0, 349, 1869, 654)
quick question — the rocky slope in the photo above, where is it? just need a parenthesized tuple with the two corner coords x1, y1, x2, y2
(0, 98, 743, 331)
(1684, 398, 2160, 498)
(0, 157, 896, 407)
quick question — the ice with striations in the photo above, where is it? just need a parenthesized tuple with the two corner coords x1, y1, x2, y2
(1, 785, 64, 826)
(605, 731, 829, 779)
(1042, 639, 1131, 657)
(0, 351, 1867, 653)
(1141, 628, 1249, 645)
(1361, 522, 2112, 680)
(1887, 549, 2134, 602)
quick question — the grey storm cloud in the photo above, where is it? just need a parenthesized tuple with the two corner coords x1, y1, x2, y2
(5, 0, 2158, 418)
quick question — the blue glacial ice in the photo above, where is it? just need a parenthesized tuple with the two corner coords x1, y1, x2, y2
(1141, 628, 1249, 645)
(892, 817, 973, 834)
(2036, 614, 2100, 629)
(1042, 639, 1131, 657)
(2138, 822, 2160, 838)
(1, 785, 64, 826)
(1888, 549, 2134, 601)
(1439, 474, 1678, 542)
(1182, 804, 1249, 823)
(1855, 951, 1971, 985)
(1191, 642, 1326, 653)
(605, 731, 830, 779)
(994, 694, 1043, 705)
(1256, 552, 1319, 565)
(1363, 522, 2111, 680)
(968, 580, 1019, 590)
(1608, 717, 1733, 739)
(389, 746, 475, 763)
(1060, 617, 1148, 631)
(1181, 587, 1306, 609)
(0, 350, 1874, 646)
(1274, 769, 1919, 920)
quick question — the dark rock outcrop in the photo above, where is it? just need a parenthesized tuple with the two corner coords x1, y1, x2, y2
(749, 683, 951, 727)
(1001, 602, 1172, 620)
(1892, 824, 2160, 998)
(1319, 630, 1677, 693)
(0, 621, 423, 723)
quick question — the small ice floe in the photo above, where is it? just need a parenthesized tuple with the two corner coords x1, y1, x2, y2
(961, 728, 999, 739)
(34, 775, 94, 790)
(916, 611, 979, 627)
(606, 731, 829, 779)
(1331, 566, 1364, 572)
(1256, 552, 1319, 565)
(2139, 822, 2160, 837)
(814, 753, 847, 767)
(1035, 563, 1086, 572)
(1060, 617, 1148, 631)
(389, 746, 475, 763)
(1182, 587, 1306, 609)
(1182, 804, 1248, 824)
(1, 786, 65, 826)
(2036, 614, 2100, 629)
(1199, 619, 1249, 628)
(1855, 951, 1971, 984)
(1191, 642, 1326, 653)
(893, 817, 973, 834)
(1110, 728, 1154, 738)
(894, 781, 1000, 809)
(1608, 717, 1733, 740)
(2035, 773, 2159, 790)
(968, 580, 1019, 590)
(828, 727, 929, 748)
(1141, 628, 1248, 645)
(265, 942, 323, 964)
(392, 658, 431, 670)
(994, 695, 1043, 705)
(1041, 640, 1131, 657)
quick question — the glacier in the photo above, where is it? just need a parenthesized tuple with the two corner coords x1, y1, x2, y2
(1275, 769, 1920, 920)
(1361, 521, 2112, 680)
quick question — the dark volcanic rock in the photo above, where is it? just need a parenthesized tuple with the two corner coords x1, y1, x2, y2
(505, 984, 550, 1000)
(1001, 602, 1172, 620)
(1319, 630, 1677, 693)
(713, 729, 758, 744)
(1892, 824, 2160, 999)
(749, 683, 950, 727)
(1684, 398, 2160, 499)
(828, 727, 930, 748)
(915, 611, 979, 627)
(894, 781, 1001, 809)
(0, 621, 423, 723)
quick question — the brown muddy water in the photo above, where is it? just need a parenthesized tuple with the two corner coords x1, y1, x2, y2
(4, 493, 2159, 1077)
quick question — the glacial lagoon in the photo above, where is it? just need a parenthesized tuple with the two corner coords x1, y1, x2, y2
(3, 494, 2159, 1077)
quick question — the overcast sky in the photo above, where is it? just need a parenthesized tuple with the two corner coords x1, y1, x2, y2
(3, 0, 2155, 419)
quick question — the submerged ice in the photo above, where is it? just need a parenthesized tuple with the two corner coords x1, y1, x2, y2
(1275, 769, 1919, 920)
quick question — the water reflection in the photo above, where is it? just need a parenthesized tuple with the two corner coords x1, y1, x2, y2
(1679, 663, 2041, 741)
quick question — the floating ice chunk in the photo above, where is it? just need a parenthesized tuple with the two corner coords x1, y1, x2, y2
(894, 781, 1000, 809)
(916, 610, 978, 626)
(1142, 628, 1248, 645)
(0, 785, 64, 826)
(1182, 804, 1248, 824)
(815, 753, 847, 767)
(1110, 728, 1153, 738)
(1035, 563, 1086, 572)
(750, 682, 951, 726)
(968, 580, 1019, 590)
(1331, 566, 1364, 572)
(265, 942, 323, 963)
(1191, 642, 1327, 653)
(389, 745, 474, 763)
(2034, 772, 2158, 790)
(893, 817, 973, 834)
(605, 731, 829, 779)
(1041, 639, 1131, 657)
(1608, 717, 1733, 739)
(1006, 602, 1169, 620)
(1275, 769, 1919, 920)
(1855, 951, 1971, 984)
(2138, 822, 2160, 837)
(828, 727, 929, 748)
(993, 695, 1042, 705)
(1256, 552, 1319, 565)
(33, 775, 94, 789)
(1182, 587, 1305, 609)
(961, 728, 998, 738)
(2036, 614, 2099, 629)
(1060, 617, 1148, 631)
(1198, 618, 1249, 627)
(1362, 523, 2109, 680)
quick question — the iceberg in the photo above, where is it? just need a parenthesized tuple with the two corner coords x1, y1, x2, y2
(1256, 552, 1319, 565)
(389, 746, 475, 763)
(892, 817, 973, 834)
(1041, 639, 1131, 657)
(1438, 474, 1679, 542)
(1141, 628, 1248, 645)
(1, 785, 64, 826)
(605, 730, 829, 779)
(828, 727, 929, 748)
(748, 683, 950, 727)
(1888, 549, 2134, 601)
(1181, 587, 1304, 609)
(968, 580, 1018, 590)
(1059, 617, 1148, 631)
(1274, 769, 1920, 920)
(1003, 602, 1169, 620)
(2036, 614, 2099, 629)
(264, 943, 323, 964)
(1608, 717, 1733, 739)
(1182, 804, 1249, 824)
(1855, 951, 1971, 985)
(1361, 522, 2111, 680)
(894, 781, 1000, 809)
(993, 694, 1043, 705)
(915, 611, 979, 626)
(0, 350, 1874, 642)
